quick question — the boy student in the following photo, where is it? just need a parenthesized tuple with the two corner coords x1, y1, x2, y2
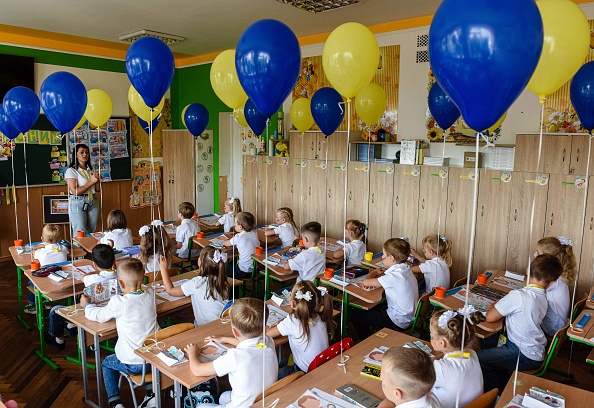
(378, 347, 441, 408)
(281, 221, 325, 282)
(224, 211, 259, 279)
(82, 258, 160, 408)
(184, 298, 278, 408)
(176, 201, 201, 259)
(477, 254, 563, 392)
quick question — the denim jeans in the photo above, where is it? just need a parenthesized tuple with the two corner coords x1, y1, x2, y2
(102, 354, 151, 403)
(278, 357, 302, 380)
(477, 336, 543, 392)
(49, 305, 67, 337)
(69, 196, 99, 234)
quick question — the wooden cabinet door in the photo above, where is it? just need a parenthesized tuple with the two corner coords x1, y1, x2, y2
(514, 134, 539, 172)
(514, 134, 573, 175)
(417, 166, 449, 251)
(392, 165, 421, 249)
(507, 171, 549, 273)
(299, 159, 318, 224)
(254, 158, 272, 225)
(242, 156, 258, 215)
(290, 159, 306, 228)
(346, 163, 370, 227)
(569, 135, 594, 176)
(326, 161, 347, 239)
(323, 132, 350, 161)
(163, 130, 195, 221)
(577, 176, 594, 297)
(269, 157, 293, 222)
(367, 163, 395, 253)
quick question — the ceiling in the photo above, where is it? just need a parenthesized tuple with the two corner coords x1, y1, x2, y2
(0, 0, 441, 56)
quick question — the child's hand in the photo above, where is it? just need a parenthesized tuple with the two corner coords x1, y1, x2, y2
(184, 343, 199, 356)
(367, 269, 380, 278)
(80, 294, 91, 307)
(205, 335, 221, 343)
(158, 255, 168, 271)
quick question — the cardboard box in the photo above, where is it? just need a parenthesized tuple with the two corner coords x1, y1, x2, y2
(464, 152, 483, 168)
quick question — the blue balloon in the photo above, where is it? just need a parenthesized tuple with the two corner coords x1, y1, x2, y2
(429, 0, 543, 132)
(428, 82, 460, 130)
(184, 103, 210, 137)
(236, 19, 301, 117)
(311, 87, 345, 136)
(3, 87, 40, 133)
(40, 72, 87, 134)
(0, 108, 20, 140)
(570, 62, 594, 132)
(126, 37, 175, 109)
(244, 98, 268, 136)
(137, 114, 162, 134)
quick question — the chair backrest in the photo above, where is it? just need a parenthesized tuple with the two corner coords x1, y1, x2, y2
(409, 289, 435, 335)
(144, 271, 162, 285)
(307, 337, 354, 372)
(453, 277, 467, 288)
(144, 323, 195, 345)
(252, 371, 304, 403)
(571, 294, 588, 323)
(463, 388, 499, 408)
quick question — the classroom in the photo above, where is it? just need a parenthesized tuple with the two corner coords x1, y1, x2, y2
(1, 1, 594, 407)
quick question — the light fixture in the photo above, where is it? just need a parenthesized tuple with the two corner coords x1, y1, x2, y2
(118, 30, 185, 45)
(276, 0, 365, 13)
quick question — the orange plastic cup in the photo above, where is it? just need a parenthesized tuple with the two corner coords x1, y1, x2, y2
(197, 232, 205, 239)
(77, 230, 85, 238)
(31, 260, 41, 271)
(255, 246, 264, 255)
(324, 268, 335, 279)
(477, 274, 488, 286)
(299, 239, 304, 247)
(434, 286, 446, 299)
(14, 239, 23, 247)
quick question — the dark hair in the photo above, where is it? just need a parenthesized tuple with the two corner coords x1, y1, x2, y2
(140, 225, 176, 265)
(235, 211, 255, 232)
(92, 244, 115, 270)
(531, 253, 563, 284)
(430, 309, 485, 349)
(107, 209, 127, 230)
(346, 219, 366, 243)
(301, 221, 321, 243)
(69, 143, 92, 170)
(178, 202, 195, 219)
(198, 246, 230, 301)
(291, 280, 335, 346)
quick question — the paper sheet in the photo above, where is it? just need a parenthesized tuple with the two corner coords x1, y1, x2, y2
(267, 305, 288, 327)
(155, 279, 190, 302)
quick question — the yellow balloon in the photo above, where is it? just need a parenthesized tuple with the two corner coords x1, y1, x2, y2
(527, 0, 590, 100)
(290, 98, 314, 133)
(85, 89, 113, 127)
(181, 105, 189, 128)
(322, 22, 380, 99)
(233, 107, 248, 127)
(355, 83, 387, 125)
(128, 85, 164, 122)
(210, 50, 248, 110)
(74, 115, 87, 130)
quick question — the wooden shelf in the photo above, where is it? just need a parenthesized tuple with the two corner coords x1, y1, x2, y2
(350, 141, 400, 145)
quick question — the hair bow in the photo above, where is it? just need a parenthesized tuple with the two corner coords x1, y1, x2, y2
(437, 310, 457, 329)
(457, 305, 477, 325)
(139, 225, 150, 237)
(213, 249, 228, 264)
(229, 197, 237, 204)
(557, 236, 572, 246)
(151, 220, 163, 227)
(317, 286, 328, 297)
(399, 236, 409, 243)
(439, 235, 447, 243)
(295, 289, 313, 302)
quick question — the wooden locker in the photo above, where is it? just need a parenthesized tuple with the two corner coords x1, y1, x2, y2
(392, 165, 421, 249)
(576, 176, 594, 298)
(326, 161, 347, 239)
(242, 155, 258, 215)
(289, 131, 316, 159)
(568, 135, 594, 176)
(367, 163, 395, 253)
(346, 162, 370, 230)
(514, 134, 573, 175)
(417, 166, 449, 251)
(290, 159, 306, 228)
(271, 157, 293, 218)
(322, 132, 350, 161)
(162, 130, 196, 221)
(255, 157, 272, 225)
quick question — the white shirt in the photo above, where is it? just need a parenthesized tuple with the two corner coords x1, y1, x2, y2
(219, 212, 235, 233)
(273, 223, 298, 248)
(100, 228, 133, 250)
(397, 393, 442, 408)
(377, 263, 419, 329)
(34, 243, 69, 267)
(65, 167, 95, 195)
(277, 315, 329, 372)
(230, 231, 260, 273)
(212, 336, 278, 408)
(432, 350, 483, 408)
(180, 276, 228, 326)
(288, 246, 326, 282)
(175, 219, 201, 259)
(419, 257, 450, 293)
(144, 252, 160, 273)
(343, 239, 366, 266)
(494, 285, 547, 361)
(542, 277, 570, 337)
(85, 289, 159, 364)
(83, 269, 117, 287)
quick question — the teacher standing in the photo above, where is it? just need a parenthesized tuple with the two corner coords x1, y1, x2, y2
(65, 143, 100, 234)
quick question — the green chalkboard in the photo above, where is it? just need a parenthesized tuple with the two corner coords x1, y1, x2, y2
(0, 115, 132, 186)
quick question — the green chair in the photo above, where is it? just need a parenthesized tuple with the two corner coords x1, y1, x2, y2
(523, 321, 569, 377)
(409, 289, 435, 336)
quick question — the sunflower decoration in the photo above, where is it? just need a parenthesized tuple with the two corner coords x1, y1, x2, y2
(426, 127, 443, 142)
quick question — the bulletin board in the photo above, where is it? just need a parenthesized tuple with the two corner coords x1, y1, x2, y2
(42, 194, 70, 224)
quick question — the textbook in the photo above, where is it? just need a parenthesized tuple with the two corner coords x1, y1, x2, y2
(198, 341, 229, 363)
(403, 341, 434, 357)
(288, 388, 357, 408)
(157, 346, 188, 367)
(84, 277, 121, 304)
(360, 363, 381, 380)
(266, 305, 288, 327)
(363, 346, 388, 366)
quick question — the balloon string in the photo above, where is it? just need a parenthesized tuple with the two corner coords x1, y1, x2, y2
(98, 124, 105, 233)
(261, 137, 269, 408)
(23, 137, 33, 262)
(11, 140, 18, 240)
(339, 100, 351, 369)
(364, 123, 371, 238)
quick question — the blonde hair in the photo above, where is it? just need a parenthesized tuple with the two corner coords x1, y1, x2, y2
(277, 207, 298, 232)
(383, 238, 410, 263)
(198, 246, 230, 301)
(42, 224, 61, 244)
(230, 297, 267, 339)
(106, 209, 127, 230)
(139, 225, 176, 265)
(178, 202, 195, 219)
(537, 237, 577, 284)
(383, 347, 436, 401)
(117, 258, 145, 286)
(290, 280, 335, 345)
(226, 197, 242, 217)
(422, 235, 452, 267)
(346, 219, 366, 242)
(430, 309, 485, 349)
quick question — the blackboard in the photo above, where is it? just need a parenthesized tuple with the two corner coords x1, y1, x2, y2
(0, 115, 132, 186)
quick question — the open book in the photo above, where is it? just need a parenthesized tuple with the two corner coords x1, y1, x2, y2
(198, 341, 229, 363)
(83, 277, 121, 304)
(288, 388, 357, 408)
(157, 346, 188, 367)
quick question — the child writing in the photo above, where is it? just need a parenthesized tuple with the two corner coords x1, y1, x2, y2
(280, 221, 326, 282)
(81, 258, 160, 408)
(138, 221, 176, 274)
(267, 280, 335, 379)
(264, 207, 299, 247)
(216, 197, 241, 232)
(100, 209, 133, 250)
(477, 254, 563, 392)
(158, 246, 230, 326)
(184, 298, 278, 408)
(332, 219, 366, 265)
(410, 235, 452, 293)
(224, 211, 260, 279)
(534, 236, 577, 337)
(175, 202, 201, 259)
(353, 238, 418, 340)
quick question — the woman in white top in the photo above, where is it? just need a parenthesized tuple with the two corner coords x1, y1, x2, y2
(100, 209, 133, 250)
(65, 144, 100, 234)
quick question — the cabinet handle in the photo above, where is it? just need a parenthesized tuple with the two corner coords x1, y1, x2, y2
(395, 195, 399, 206)
(308, 186, 311, 196)
(577, 148, 580, 162)
(550, 212, 554, 226)
(590, 216, 593, 231)
(421, 198, 425, 210)
(290, 185, 293, 193)
(328, 188, 331, 198)
(257, 180, 260, 189)
(481, 205, 484, 217)
(514, 209, 517, 221)
(349, 191, 352, 201)
(311, 141, 314, 151)
(371, 193, 375, 204)
(562, 149, 566, 162)
(450, 202, 453, 213)
(274, 182, 277, 192)
(318, 141, 321, 152)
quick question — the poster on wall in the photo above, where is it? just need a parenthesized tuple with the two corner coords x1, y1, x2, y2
(130, 160, 162, 209)
(196, 130, 214, 214)
(130, 99, 171, 158)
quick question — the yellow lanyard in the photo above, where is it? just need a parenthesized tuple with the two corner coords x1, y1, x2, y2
(314, 245, 322, 254)
(79, 168, 93, 200)
(446, 352, 471, 359)
(527, 283, 544, 289)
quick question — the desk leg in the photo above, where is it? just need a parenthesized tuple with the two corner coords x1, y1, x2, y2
(152, 366, 162, 408)
(15, 266, 30, 330)
(94, 334, 104, 408)
(78, 326, 99, 408)
(265, 269, 271, 300)
(174, 380, 182, 408)
(33, 289, 58, 370)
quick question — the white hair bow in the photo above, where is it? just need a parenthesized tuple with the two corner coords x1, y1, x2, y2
(229, 197, 237, 204)
(295, 289, 312, 302)
(457, 305, 477, 325)
(437, 310, 457, 329)
(151, 220, 163, 227)
(557, 236, 572, 246)
(317, 286, 328, 297)
(213, 249, 228, 264)
(139, 225, 150, 237)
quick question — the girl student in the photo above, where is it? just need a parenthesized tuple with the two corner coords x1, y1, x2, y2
(100, 209, 133, 250)
(138, 221, 176, 273)
(428, 307, 485, 408)
(267, 280, 336, 379)
(216, 197, 242, 232)
(332, 219, 366, 265)
(158, 246, 230, 326)
(410, 234, 452, 293)
(264, 207, 299, 247)
(534, 236, 577, 336)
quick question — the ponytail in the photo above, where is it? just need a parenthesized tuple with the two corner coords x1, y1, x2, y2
(199, 246, 231, 300)
(291, 280, 335, 346)
(346, 219, 366, 244)
(422, 235, 453, 267)
(538, 237, 577, 285)
(430, 308, 485, 349)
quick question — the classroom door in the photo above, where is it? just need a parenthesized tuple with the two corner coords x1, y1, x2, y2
(162, 130, 196, 221)
(417, 166, 449, 252)
(392, 165, 421, 249)
(367, 163, 395, 253)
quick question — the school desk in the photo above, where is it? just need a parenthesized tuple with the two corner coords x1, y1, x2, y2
(480, 269, 526, 294)
(193, 213, 224, 234)
(251, 248, 300, 299)
(361, 252, 386, 270)
(567, 310, 594, 346)
(73, 234, 141, 253)
(192, 230, 281, 251)
(495, 371, 594, 407)
(586, 286, 594, 309)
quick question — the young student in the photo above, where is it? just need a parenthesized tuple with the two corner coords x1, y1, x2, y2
(477, 254, 563, 392)
(100, 209, 133, 250)
(352, 238, 418, 340)
(378, 347, 441, 408)
(410, 235, 452, 293)
(534, 236, 577, 337)
(223, 211, 260, 279)
(81, 258, 160, 408)
(184, 298, 278, 408)
(332, 219, 366, 265)
(264, 207, 299, 248)
(279, 221, 326, 282)
(428, 308, 485, 408)
(138, 221, 175, 274)
(267, 280, 335, 379)
(216, 197, 242, 232)
(175, 202, 201, 259)
(158, 246, 230, 326)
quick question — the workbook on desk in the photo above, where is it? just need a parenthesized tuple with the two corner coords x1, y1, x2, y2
(199, 214, 221, 226)
(266, 305, 288, 327)
(263, 253, 288, 267)
(16, 241, 42, 255)
(319, 241, 341, 252)
(155, 279, 189, 302)
(84, 278, 121, 304)
(209, 235, 228, 249)
(288, 388, 358, 408)
(198, 341, 229, 363)
(452, 289, 494, 314)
